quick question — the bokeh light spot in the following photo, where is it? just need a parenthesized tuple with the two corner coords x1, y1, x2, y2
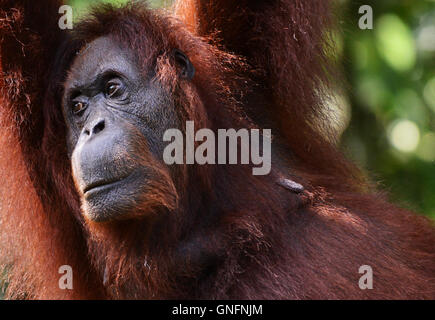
(388, 119, 420, 153)
(417, 132, 435, 162)
(423, 76, 435, 112)
(375, 14, 416, 72)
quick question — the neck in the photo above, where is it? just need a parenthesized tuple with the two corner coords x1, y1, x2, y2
(83, 160, 309, 298)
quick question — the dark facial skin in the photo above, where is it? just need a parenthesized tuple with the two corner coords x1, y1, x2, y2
(62, 36, 193, 222)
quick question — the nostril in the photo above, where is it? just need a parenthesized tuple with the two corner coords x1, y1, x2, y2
(92, 119, 105, 135)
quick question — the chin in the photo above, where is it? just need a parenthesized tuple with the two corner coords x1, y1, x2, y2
(80, 169, 179, 223)
(81, 171, 149, 222)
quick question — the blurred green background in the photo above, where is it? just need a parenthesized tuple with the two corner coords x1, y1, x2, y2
(68, 0, 435, 219)
(340, 0, 435, 219)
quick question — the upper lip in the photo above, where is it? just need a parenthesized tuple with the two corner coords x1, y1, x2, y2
(83, 180, 113, 194)
(83, 175, 128, 194)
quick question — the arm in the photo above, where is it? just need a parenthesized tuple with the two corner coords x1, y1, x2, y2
(174, 1, 354, 182)
(0, 0, 65, 142)
(175, 0, 335, 99)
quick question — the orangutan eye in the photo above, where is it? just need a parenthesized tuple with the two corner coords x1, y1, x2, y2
(72, 101, 88, 115)
(105, 79, 125, 98)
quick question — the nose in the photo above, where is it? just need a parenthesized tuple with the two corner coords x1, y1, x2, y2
(83, 118, 106, 138)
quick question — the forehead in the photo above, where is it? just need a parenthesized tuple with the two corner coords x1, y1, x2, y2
(65, 36, 137, 87)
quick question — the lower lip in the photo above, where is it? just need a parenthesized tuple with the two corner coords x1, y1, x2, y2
(83, 175, 131, 197)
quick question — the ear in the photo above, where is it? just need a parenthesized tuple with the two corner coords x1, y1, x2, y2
(174, 49, 195, 80)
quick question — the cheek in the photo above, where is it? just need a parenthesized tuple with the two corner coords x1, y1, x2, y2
(135, 94, 181, 159)
(67, 131, 79, 158)
(62, 108, 82, 157)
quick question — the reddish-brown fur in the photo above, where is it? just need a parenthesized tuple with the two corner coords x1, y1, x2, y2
(0, 0, 434, 299)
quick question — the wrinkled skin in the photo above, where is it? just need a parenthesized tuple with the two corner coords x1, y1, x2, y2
(62, 37, 193, 222)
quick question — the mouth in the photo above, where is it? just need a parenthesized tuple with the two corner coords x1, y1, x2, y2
(83, 174, 131, 196)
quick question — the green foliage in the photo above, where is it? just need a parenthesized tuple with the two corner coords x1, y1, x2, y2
(0, 266, 9, 300)
(341, 0, 435, 219)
